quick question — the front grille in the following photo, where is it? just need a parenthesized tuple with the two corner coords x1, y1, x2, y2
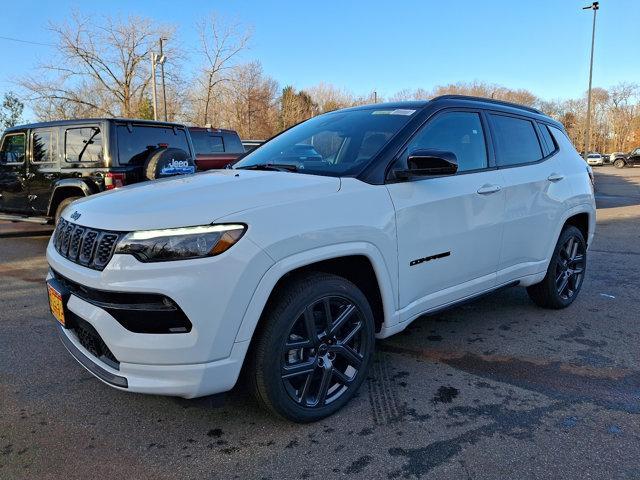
(54, 219, 124, 271)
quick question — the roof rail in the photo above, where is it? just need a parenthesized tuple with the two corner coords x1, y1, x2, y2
(431, 94, 543, 114)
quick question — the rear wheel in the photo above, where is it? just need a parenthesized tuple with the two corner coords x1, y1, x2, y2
(54, 196, 82, 225)
(527, 226, 586, 309)
(614, 158, 626, 169)
(249, 272, 375, 422)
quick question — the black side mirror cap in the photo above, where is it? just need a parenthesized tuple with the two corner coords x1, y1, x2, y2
(394, 149, 458, 179)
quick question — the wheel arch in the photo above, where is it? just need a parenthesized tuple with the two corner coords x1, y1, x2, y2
(234, 243, 397, 348)
(47, 180, 96, 216)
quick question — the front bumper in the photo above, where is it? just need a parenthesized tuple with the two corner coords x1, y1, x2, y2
(46, 233, 273, 398)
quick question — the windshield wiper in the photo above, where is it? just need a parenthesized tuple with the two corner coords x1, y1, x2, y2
(236, 163, 299, 172)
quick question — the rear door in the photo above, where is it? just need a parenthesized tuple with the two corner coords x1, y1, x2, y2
(28, 128, 60, 214)
(488, 113, 570, 283)
(0, 131, 29, 213)
(386, 109, 505, 311)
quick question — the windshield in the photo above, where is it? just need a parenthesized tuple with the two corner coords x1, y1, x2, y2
(234, 107, 417, 176)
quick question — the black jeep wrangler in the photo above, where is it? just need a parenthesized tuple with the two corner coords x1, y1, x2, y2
(612, 147, 640, 169)
(0, 118, 196, 224)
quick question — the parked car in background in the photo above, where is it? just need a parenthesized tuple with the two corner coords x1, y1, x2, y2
(46, 95, 595, 422)
(189, 127, 245, 170)
(586, 153, 604, 166)
(0, 118, 196, 224)
(241, 139, 264, 152)
(613, 148, 640, 169)
(608, 152, 624, 164)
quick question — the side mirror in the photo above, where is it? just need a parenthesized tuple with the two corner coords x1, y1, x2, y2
(395, 149, 458, 179)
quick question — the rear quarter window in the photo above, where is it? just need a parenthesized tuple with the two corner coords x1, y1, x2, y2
(116, 125, 190, 165)
(490, 114, 543, 167)
(65, 127, 103, 163)
(190, 131, 224, 154)
(537, 123, 558, 156)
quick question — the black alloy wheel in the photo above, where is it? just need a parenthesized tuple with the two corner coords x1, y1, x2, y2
(281, 295, 368, 407)
(555, 235, 586, 301)
(527, 225, 587, 309)
(249, 272, 375, 422)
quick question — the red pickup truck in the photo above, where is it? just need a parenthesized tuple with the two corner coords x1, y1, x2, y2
(188, 127, 245, 170)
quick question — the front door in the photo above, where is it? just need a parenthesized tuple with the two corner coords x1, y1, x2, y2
(0, 131, 29, 213)
(386, 110, 505, 313)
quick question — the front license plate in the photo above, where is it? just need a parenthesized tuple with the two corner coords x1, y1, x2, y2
(48, 283, 66, 326)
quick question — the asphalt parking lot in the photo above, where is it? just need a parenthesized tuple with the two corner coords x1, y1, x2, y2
(1, 166, 639, 480)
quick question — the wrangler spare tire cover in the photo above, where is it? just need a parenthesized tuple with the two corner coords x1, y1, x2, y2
(144, 148, 196, 180)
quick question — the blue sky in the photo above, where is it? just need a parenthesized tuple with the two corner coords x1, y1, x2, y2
(1, 0, 638, 119)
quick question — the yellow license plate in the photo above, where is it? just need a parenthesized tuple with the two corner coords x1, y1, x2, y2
(48, 284, 66, 326)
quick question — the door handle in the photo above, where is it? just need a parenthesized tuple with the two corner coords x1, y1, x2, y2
(547, 173, 564, 182)
(477, 184, 501, 195)
(25, 172, 35, 180)
(44, 174, 56, 180)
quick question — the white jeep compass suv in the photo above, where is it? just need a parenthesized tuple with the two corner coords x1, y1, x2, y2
(46, 95, 596, 422)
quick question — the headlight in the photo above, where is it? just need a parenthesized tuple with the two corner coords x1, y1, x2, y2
(115, 224, 246, 262)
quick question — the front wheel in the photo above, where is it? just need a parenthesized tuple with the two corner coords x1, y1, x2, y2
(527, 226, 587, 309)
(54, 196, 82, 225)
(248, 272, 375, 422)
(614, 159, 626, 169)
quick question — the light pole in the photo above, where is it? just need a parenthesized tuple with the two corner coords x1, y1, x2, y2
(150, 52, 158, 121)
(159, 37, 168, 121)
(582, 1, 599, 161)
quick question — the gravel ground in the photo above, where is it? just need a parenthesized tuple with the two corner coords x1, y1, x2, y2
(1, 166, 639, 480)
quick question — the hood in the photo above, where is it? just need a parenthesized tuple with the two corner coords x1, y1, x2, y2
(65, 170, 341, 231)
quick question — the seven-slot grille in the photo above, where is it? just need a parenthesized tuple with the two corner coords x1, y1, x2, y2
(53, 219, 123, 270)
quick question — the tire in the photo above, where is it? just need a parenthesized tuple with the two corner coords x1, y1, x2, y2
(526, 225, 587, 309)
(54, 196, 82, 225)
(614, 159, 626, 169)
(143, 148, 196, 180)
(248, 272, 375, 422)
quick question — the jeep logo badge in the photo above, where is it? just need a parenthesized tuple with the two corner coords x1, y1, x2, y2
(70, 211, 81, 221)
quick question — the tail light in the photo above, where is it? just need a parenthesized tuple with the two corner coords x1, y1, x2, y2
(105, 172, 126, 190)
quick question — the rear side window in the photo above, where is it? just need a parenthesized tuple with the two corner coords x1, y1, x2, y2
(65, 127, 103, 163)
(116, 125, 190, 165)
(490, 114, 543, 166)
(537, 123, 557, 156)
(0, 133, 26, 164)
(223, 133, 244, 153)
(32, 129, 57, 163)
(190, 131, 224, 154)
(404, 111, 488, 172)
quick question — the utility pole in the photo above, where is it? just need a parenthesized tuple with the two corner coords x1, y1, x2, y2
(150, 52, 158, 121)
(159, 37, 168, 121)
(373, 91, 377, 103)
(582, 1, 599, 161)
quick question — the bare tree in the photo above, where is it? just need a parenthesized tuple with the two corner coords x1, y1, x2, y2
(21, 13, 175, 119)
(191, 15, 251, 126)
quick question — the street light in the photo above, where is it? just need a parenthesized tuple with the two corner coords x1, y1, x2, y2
(582, 1, 599, 161)
(159, 37, 168, 121)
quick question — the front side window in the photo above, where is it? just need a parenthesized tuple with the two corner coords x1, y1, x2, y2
(403, 111, 487, 172)
(234, 107, 416, 177)
(65, 127, 103, 163)
(0, 133, 26, 164)
(190, 131, 224, 154)
(116, 125, 190, 165)
(490, 114, 543, 167)
(32, 129, 56, 163)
